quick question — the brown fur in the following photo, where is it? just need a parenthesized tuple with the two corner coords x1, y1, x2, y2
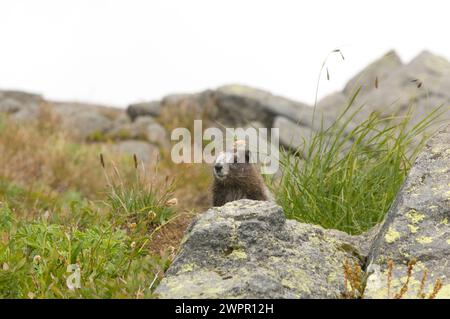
(212, 148, 272, 206)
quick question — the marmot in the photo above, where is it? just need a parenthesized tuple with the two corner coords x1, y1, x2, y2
(212, 141, 273, 206)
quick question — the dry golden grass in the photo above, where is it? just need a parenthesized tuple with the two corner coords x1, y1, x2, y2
(157, 98, 215, 212)
(388, 259, 443, 299)
(157, 92, 217, 135)
(0, 106, 212, 252)
(0, 112, 107, 199)
(342, 260, 365, 299)
(342, 258, 443, 299)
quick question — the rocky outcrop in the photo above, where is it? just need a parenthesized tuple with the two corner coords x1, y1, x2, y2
(272, 116, 314, 154)
(0, 90, 44, 122)
(155, 199, 368, 299)
(51, 102, 120, 140)
(107, 140, 160, 164)
(1, 50, 449, 159)
(321, 50, 450, 134)
(156, 125, 450, 299)
(122, 51, 448, 151)
(127, 101, 161, 121)
(364, 125, 450, 299)
(0, 93, 169, 164)
(214, 85, 312, 127)
(343, 50, 403, 96)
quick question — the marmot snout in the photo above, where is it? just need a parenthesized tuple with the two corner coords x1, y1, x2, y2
(212, 141, 273, 206)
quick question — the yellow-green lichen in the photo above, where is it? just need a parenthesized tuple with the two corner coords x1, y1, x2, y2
(436, 284, 450, 299)
(408, 224, 419, 233)
(180, 263, 195, 273)
(405, 209, 425, 224)
(434, 168, 449, 174)
(440, 217, 449, 226)
(228, 249, 247, 260)
(431, 146, 443, 154)
(416, 236, 433, 244)
(365, 265, 440, 299)
(280, 269, 313, 295)
(385, 227, 401, 243)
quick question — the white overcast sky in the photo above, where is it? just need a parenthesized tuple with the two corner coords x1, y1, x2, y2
(1, 0, 449, 108)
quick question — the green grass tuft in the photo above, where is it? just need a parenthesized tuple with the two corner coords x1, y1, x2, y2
(101, 158, 176, 228)
(275, 91, 446, 234)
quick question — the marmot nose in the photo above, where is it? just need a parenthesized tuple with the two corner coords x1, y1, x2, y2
(214, 163, 223, 172)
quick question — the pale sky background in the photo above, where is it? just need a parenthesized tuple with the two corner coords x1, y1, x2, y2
(1, 0, 449, 108)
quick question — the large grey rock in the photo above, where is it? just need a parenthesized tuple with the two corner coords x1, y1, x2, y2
(340, 51, 450, 131)
(343, 50, 403, 96)
(127, 101, 161, 121)
(161, 93, 195, 107)
(51, 102, 118, 140)
(155, 199, 368, 299)
(0, 90, 44, 122)
(273, 116, 314, 152)
(365, 125, 450, 299)
(215, 85, 312, 126)
(108, 116, 156, 140)
(107, 115, 170, 148)
(108, 140, 160, 164)
(272, 115, 353, 156)
(317, 91, 348, 113)
(158, 90, 217, 126)
(0, 92, 125, 140)
(144, 121, 169, 147)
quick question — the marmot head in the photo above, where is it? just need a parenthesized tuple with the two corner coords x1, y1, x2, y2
(213, 140, 255, 183)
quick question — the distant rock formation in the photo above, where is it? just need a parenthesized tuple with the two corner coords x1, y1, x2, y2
(0, 49, 449, 161)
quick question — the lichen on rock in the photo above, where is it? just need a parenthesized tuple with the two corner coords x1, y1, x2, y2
(365, 125, 450, 299)
(155, 199, 369, 299)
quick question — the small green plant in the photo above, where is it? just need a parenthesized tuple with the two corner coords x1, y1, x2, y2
(0, 112, 204, 298)
(100, 154, 177, 228)
(0, 153, 178, 298)
(0, 184, 172, 298)
(275, 90, 445, 234)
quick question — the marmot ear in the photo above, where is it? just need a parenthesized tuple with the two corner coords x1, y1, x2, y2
(245, 149, 251, 163)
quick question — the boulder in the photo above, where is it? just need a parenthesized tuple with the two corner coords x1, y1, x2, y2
(160, 90, 216, 122)
(161, 90, 216, 109)
(161, 93, 192, 107)
(144, 121, 169, 147)
(107, 120, 143, 141)
(317, 91, 348, 113)
(51, 102, 117, 140)
(109, 116, 156, 140)
(343, 50, 403, 96)
(108, 140, 160, 164)
(107, 116, 170, 147)
(364, 125, 450, 299)
(273, 116, 314, 152)
(215, 84, 311, 126)
(0, 90, 44, 122)
(339, 51, 450, 132)
(155, 199, 368, 299)
(127, 101, 161, 121)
